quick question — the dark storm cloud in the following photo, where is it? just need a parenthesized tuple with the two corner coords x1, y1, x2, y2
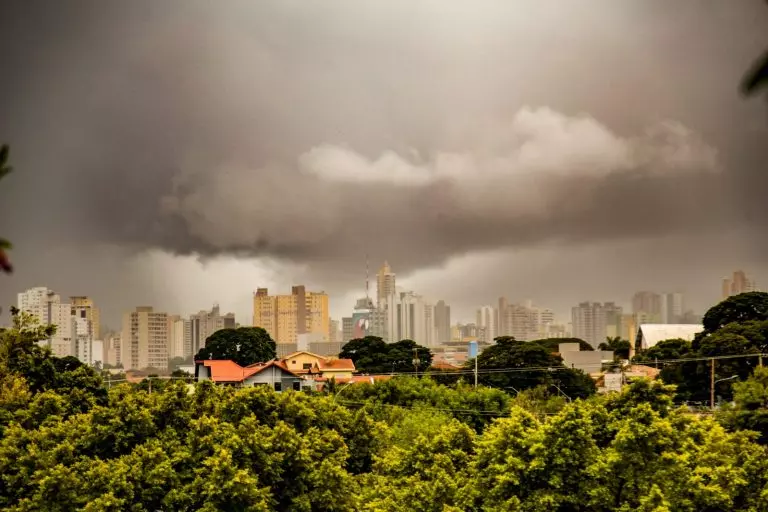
(1, 0, 767, 313)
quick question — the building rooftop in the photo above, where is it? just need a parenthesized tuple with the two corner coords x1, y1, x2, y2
(197, 359, 301, 383)
(636, 324, 703, 350)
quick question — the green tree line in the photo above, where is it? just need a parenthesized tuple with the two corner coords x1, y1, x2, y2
(4, 298, 768, 510)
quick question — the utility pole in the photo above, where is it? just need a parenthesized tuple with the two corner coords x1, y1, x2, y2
(760, 354, 763, 367)
(474, 355, 478, 389)
(710, 358, 715, 410)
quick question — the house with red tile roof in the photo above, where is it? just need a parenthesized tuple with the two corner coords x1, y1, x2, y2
(195, 359, 304, 392)
(282, 351, 356, 381)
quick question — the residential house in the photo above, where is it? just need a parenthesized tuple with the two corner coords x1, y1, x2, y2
(282, 351, 356, 381)
(195, 359, 303, 392)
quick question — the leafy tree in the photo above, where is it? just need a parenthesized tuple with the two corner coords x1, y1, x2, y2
(0, 144, 13, 274)
(701, 291, 768, 334)
(720, 366, 768, 444)
(341, 336, 433, 374)
(532, 336, 594, 352)
(599, 336, 631, 359)
(195, 327, 276, 366)
(340, 336, 389, 373)
(470, 336, 596, 398)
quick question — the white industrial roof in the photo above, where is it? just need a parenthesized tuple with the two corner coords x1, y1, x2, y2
(636, 324, 703, 350)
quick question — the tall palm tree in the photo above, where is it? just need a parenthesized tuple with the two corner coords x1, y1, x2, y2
(0, 144, 13, 273)
(741, 1, 768, 97)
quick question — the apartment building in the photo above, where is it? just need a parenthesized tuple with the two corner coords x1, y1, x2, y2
(121, 306, 169, 371)
(253, 286, 330, 346)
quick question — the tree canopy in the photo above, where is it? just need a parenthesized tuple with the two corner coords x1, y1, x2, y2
(340, 336, 432, 374)
(194, 327, 276, 366)
(469, 336, 597, 399)
(702, 291, 768, 334)
(5, 295, 768, 510)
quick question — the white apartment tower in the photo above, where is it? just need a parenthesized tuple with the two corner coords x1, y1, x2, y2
(17, 287, 76, 357)
(121, 307, 169, 371)
(384, 291, 437, 346)
(168, 315, 192, 360)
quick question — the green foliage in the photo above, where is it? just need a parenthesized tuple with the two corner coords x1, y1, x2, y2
(195, 327, 276, 366)
(720, 366, 768, 444)
(4, 298, 768, 510)
(702, 292, 768, 334)
(599, 336, 631, 359)
(340, 336, 433, 374)
(470, 336, 597, 398)
(532, 336, 594, 352)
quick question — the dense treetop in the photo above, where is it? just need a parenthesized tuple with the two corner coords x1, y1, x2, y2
(3, 294, 768, 510)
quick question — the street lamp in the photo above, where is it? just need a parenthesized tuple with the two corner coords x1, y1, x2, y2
(711, 375, 739, 410)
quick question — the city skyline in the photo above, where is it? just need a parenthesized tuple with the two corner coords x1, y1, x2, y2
(7, 265, 757, 334)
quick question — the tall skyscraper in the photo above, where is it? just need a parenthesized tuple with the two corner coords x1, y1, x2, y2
(190, 304, 235, 356)
(168, 315, 192, 360)
(497, 297, 509, 337)
(722, 270, 757, 299)
(121, 306, 169, 371)
(70, 296, 101, 340)
(571, 301, 623, 348)
(376, 261, 396, 307)
(17, 287, 75, 357)
(476, 305, 497, 344)
(342, 317, 354, 343)
(384, 291, 437, 345)
(631, 291, 662, 322)
(253, 286, 330, 346)
(434, 300, 451, 344)
(17, 286, 57, 324)
(661, 293, 684, 324)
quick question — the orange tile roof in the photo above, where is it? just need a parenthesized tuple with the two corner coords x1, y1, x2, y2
(317, 358, 356, 371)
(197, 360, 302, 383)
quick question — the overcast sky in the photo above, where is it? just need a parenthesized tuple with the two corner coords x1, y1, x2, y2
(1, 0, 767, 329)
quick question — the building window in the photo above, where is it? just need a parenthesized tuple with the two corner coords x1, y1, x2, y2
(274, 382, 282, 392)
(302, 363, 312, 370)
(292, 381, 301, 391)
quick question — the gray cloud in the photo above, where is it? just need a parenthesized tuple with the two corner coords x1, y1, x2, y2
(1, 0, 767, 322)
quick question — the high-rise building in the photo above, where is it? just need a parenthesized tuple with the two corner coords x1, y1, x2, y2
(571, 301, 623, 348)
(631, 291, 662, 322)
(253, 286, 330, 346)
(497, 297, 508, 337)
(329, 319, 339, 343)
(168, 315, 191, 360)
(722, 270, 758, 299)
(74, 316, 93, 364)
(434, 300, 451, 344)
(189, 304, 235, 356)
(17, 286, 58, 325)
(384, 291, 437, 345)
(476, 306, 497, 344)
(104, 332, 121, 367)
(121, 306, 169, 371)
(70, 296, 101, 340)
(341, 317, 354, 343)
(376, 261, 397, 307)
(17, 287, 76, 357)
(661, 293, 684, 324)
